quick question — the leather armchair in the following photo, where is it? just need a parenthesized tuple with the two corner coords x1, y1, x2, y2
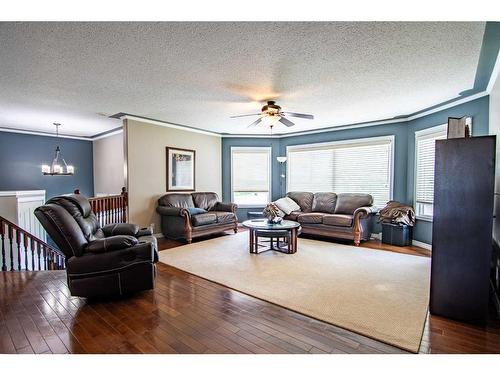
(156, 192, 238, 243)
(34, 194, 158, 298)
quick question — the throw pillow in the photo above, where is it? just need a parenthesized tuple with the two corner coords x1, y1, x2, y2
(274, 197, 301, 215)
(187, 207, 207, 216)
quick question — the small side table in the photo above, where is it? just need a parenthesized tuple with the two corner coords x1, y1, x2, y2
(242, 219, 301, 255)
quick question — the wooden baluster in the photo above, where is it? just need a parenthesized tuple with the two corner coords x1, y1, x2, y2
(113, 197, 117, 223)
(107, 198, 111, 224)
(98, 199, 103, 226)
(103, 198, 107, 225)
(23, 233, 29, 271)
(0, 219, 6, 272)
(111, 197, 114, 223)
(49, 250, 54, 271)
(30, 237, 35, 271)
(37, 241, 42, 270)
(16, 229, 22, 271)
(122, 187, 128, 223)
(118, 196, 122, 223)
(105, 198, 108, 225)
(116, 197, 120, 223)
(8, 225, 14, 271)
(42, 244, 47, 270)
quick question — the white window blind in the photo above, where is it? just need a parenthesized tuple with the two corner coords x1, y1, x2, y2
(415, 126, 447, 219)
(287, 138, 393, 206)
(231, 147, 271, 206)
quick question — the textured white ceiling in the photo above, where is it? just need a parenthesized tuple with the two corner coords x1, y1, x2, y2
(0, 22, 485, 137)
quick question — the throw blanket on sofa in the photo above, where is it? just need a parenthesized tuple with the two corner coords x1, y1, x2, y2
(379, 201, 416, 226)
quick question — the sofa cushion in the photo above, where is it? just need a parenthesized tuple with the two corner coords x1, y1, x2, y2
(191, 213, 217, 226)
(212, 211, 236, 224)
(312, 192, 337, 213)
(158, 193, 195, 208)
(334, 193, 373, 215)
(323, 214, 353, 227)
(187, 207, 207, 216)
(192, 192, 219, 211)
(287, 192, 314, 212)
(274, 197, 301, 215)
(297, 212, 325, 224)
(284, 211, 301, 221)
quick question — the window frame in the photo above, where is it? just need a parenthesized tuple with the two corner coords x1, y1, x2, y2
(230, 146, 272, 208)
(285, 135, 395, 206)
(414, 124, 447, 222)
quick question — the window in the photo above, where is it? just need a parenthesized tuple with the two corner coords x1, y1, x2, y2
(287, 136, 393, 207)
(414, 125, 447, 220)
(231, 147, 271, 207)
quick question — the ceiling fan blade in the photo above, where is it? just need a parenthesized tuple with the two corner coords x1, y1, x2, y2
(230, 113, 261, 118)
(279, 117, 295, 127)
(283, 112, 314, 120)
(247, 118, 263, 128)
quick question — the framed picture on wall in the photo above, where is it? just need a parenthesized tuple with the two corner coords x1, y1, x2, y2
(166, 147, 196, 191)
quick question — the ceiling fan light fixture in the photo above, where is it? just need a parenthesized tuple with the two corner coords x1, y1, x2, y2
(261, 115, 281, 127)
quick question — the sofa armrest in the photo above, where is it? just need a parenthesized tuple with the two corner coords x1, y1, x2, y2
(136, 227, 153, 237)
(102, 223, 139, 237)
(156, 206, 190, 217)
(85, 235, 139, 254)
(67, 241, 154, 276)
(213, 202, 238, 213)
(353, 206, 379, 219)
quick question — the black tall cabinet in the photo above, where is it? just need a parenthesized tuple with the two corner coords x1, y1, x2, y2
(430, 136, 496, 324)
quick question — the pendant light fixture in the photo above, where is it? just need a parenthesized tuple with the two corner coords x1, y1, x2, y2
(41, 123, 75, 176)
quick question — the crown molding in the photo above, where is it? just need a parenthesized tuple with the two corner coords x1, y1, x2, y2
(405, 91, 489, 122)
(0, 126, 91, 141)
(487, 50, 500, 94)
(114, 113, 221, 137)
(91, 127, 123, 140)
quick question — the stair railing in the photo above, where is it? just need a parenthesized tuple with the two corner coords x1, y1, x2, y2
(74, 186, 128, 226)
(0, 215, 65, 271)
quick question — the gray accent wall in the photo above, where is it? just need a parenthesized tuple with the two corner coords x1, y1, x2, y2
(0, 131, 94, 199)
(222, 96, 490, 244)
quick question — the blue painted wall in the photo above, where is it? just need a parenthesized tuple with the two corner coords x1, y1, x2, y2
(221, 96, 490, 244)
(0, 132, 94, 199)
(221, 137, 281, 221)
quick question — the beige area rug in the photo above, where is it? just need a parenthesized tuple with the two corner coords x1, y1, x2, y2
(159, 232, 431, 352)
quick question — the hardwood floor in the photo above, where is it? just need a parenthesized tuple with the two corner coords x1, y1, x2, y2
(1, 231, 499, 354)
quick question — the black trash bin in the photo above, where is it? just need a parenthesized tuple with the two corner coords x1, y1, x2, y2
(381, 223, 413, 246)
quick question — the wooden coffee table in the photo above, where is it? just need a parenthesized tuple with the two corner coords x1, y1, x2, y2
(242, 219, 301, 254)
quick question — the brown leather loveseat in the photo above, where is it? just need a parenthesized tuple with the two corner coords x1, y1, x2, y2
(283, 192, 377, 245)
(156, 192, 238, 243)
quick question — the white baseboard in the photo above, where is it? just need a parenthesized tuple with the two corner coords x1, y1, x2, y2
(412, 240, 432, 250)
(371, 232, 382, 240)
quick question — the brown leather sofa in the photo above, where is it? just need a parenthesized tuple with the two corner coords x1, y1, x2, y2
(34, 194, 158, 298)
(156, 192, 238, 243)
(283, 192, 377, 245)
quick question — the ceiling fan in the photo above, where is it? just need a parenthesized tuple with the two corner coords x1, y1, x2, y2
(230, 101, 314, 129)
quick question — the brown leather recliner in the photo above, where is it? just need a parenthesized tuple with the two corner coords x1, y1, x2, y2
(284, 192, 378, 245)
(34, 194, 158, 298)
(156, 192, 238, 243)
